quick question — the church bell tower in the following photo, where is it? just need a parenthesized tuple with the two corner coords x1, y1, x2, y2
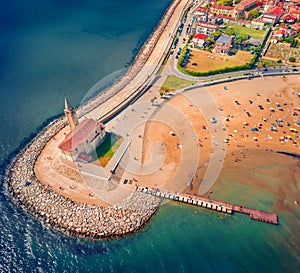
(64, 97, 79, 131)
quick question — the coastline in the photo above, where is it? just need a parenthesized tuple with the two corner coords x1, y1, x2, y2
(2, 0, 300, 240)
(3, 0, 188, 239)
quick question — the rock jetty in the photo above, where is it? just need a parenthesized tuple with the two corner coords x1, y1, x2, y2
(2, 0, 182, 239)
(4, 115, 160, 239)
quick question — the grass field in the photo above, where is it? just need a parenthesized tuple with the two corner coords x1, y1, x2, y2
(95, 133, 123, 167)
(161, 75, 197, 92)
(225, 24, 267, 39)
(185, 49, 253, 73)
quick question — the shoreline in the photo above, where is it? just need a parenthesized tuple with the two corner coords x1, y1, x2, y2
(3, 74, 299, 239)
(2, 0, 299, 239)
(2, 0, 187, 239)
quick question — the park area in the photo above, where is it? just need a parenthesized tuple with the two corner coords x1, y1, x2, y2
(224, 24, 268, 39)
(185, 49, 253, 73)
(160, 75, 197, 93)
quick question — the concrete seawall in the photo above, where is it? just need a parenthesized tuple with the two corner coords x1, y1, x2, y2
(78, 0, 183, 118)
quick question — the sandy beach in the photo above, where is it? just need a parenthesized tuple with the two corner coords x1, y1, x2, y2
(4, 0, 299, 239)
(34, 75, 300, 203)
(122, 75, 299, 195)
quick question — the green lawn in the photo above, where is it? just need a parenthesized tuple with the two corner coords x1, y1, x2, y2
(225, 24, 268, 39)
(95, 133, 123, 167)
(161, 75, 197, 93)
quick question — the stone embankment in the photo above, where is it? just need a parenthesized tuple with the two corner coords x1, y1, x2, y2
(78, 0, 181, 117)
(3, 0, 182, 239)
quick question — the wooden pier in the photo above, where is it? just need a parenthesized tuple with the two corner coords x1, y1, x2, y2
(137, 187, 278, 225)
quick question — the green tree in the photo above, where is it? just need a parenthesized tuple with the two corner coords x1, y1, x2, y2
(289, 57, 296, 62)
(277, 59, 282, 63)
(206, 37, 215, 44)
(248, 10, 260, 19)
(218, 0, 233, 5)
(212, 30, 222, 38)
(225, 28, 235, 36)
(234, 33, 248, 43)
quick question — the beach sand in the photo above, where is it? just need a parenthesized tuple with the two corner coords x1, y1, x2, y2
(134, 75, 299, 195)
(35, 71, 299, 206)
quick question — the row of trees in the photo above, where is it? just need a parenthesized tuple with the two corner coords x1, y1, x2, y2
(279, 37, 299, 48)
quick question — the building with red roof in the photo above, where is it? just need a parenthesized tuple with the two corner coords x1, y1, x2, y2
(234, 0, 258, 18)
(290, 22, 300, 33)
(210, 4, 234, 17)
(58, 99, 106, 162)
(196, 22, 219, 35)
(262, 5, 284, 24)
(191, 33, 208, 48)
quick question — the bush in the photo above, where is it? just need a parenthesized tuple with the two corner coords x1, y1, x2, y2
(277, 59, 282, 63)
(289, 57, 296, 62)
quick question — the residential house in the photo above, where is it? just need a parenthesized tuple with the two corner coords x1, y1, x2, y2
(191, 33, 208, 48)
(194, 7, 208, 22)
(290, 22, 300, 33)
(270, 35, 280, 43)
(210, 4, 234, 17)
(196, 22, 219, 35)
(214, 35, 233, 53)
(248, 37, 263, 46)
(251, 18, 266, 30)
(262, 6, 284, 24)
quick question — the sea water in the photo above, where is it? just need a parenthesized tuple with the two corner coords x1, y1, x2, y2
(0, 1, 299, 272)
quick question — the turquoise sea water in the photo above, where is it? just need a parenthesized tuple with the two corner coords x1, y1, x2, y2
(0, 1, 299, 272)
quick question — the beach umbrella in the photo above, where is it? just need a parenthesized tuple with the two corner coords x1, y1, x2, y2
(243, 121, 248, 125)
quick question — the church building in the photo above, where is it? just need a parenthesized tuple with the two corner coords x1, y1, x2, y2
(58, 98, 106, 162)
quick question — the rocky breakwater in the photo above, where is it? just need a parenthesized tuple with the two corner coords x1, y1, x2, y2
(4, 116, 161, 239)
(3, 0, 179, 239)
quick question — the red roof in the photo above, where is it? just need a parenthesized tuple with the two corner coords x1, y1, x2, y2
(197, 22, 219, 29)
(196, 7, 207, 12)
(267, 6, 284, 16)
(193, 33, 208, 40)
(279, 25, 288, 29)
(274, 29, 285, 35)
(286, 15, 297, 22)
(211, 4, 233, 10)
(59, 118, 104, 152)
